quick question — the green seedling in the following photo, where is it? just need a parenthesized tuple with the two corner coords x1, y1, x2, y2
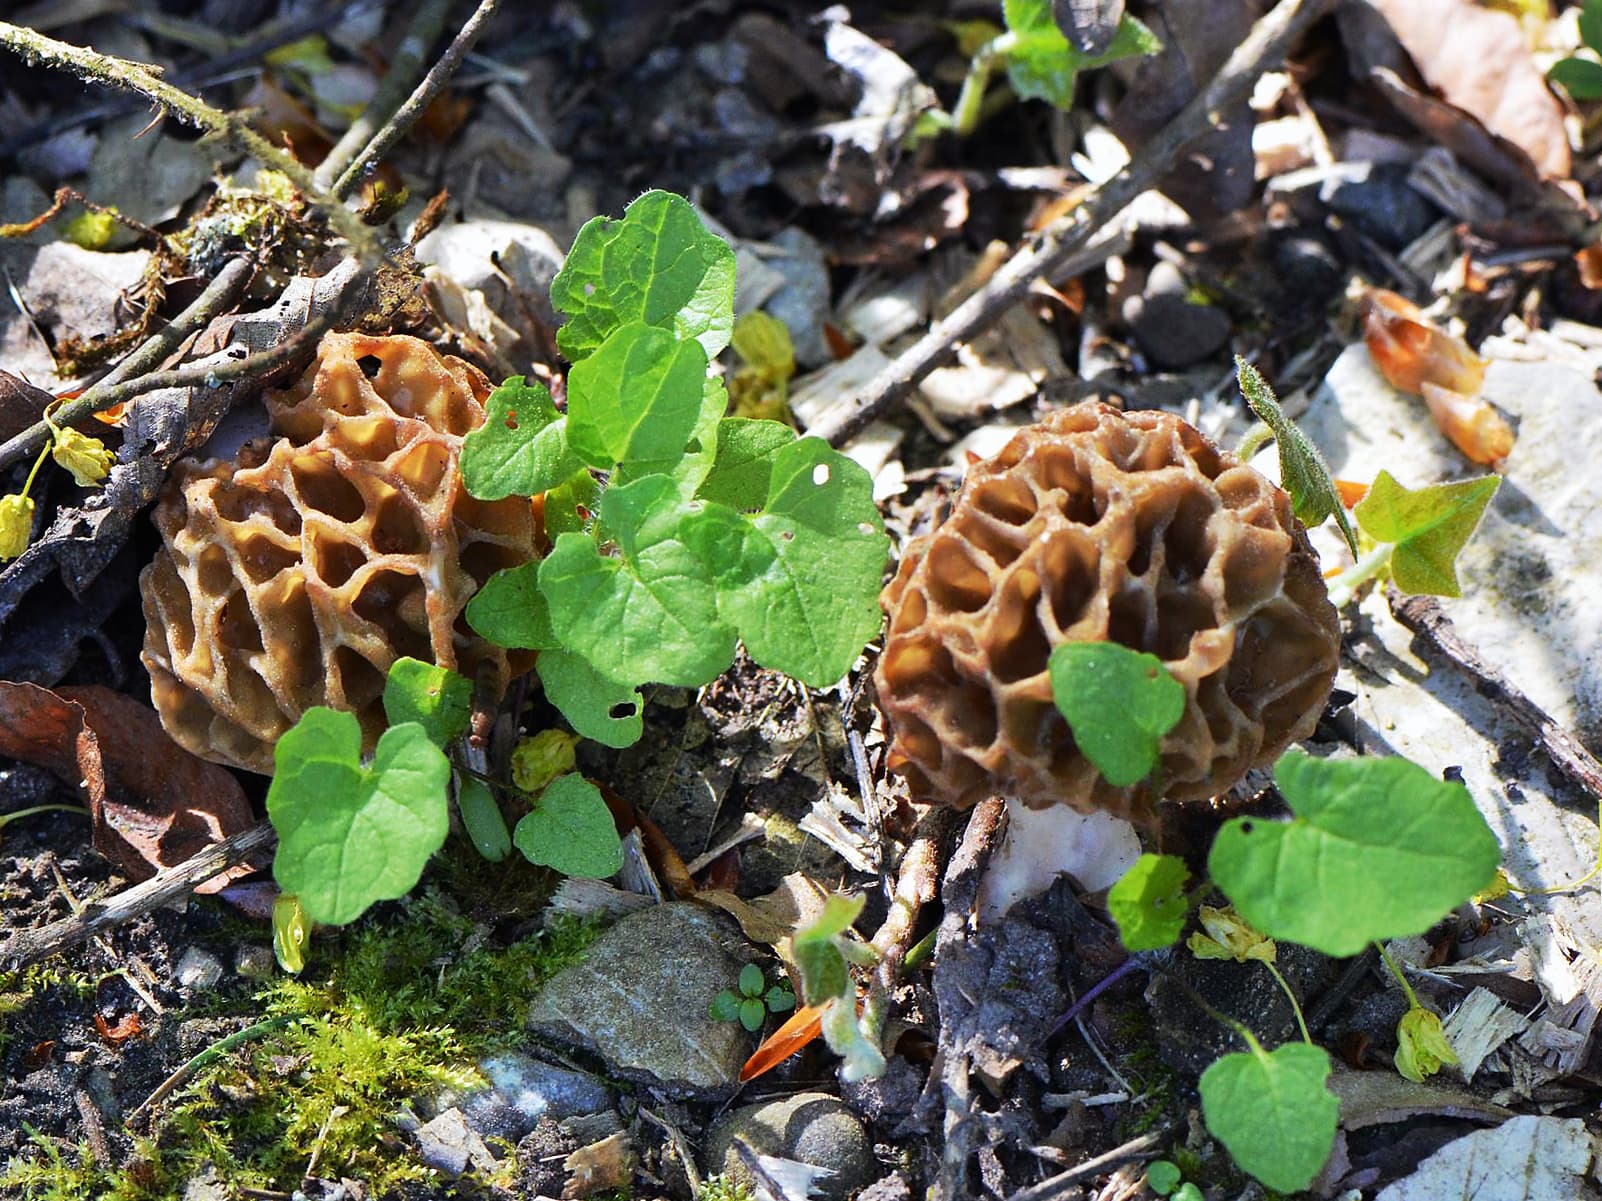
(1144, 1160, 1201, 1201)
(941, 0, 1160, 135)
(1234, 360, 1500, 604)
(1551, 0, 1602, 99)
(463, 190, 890, 737)
(709, 963, 797, 1032)
(792, 893, 886, 1081)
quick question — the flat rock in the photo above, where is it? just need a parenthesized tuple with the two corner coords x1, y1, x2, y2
(415, 1106, 497, 1177)
(704, 1092, 878, 1201)
(1274, 346, 1602, 944)
(1123, 262, 1232, 369)
(449, 1052, 612, 1142)
(528, 901, 753, 1091)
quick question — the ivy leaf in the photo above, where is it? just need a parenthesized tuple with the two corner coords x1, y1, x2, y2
(550, 189, 736, 363)
(1353, 469, 1500, 598)
(565, 323, 709, 473)
(267, 709, 450, 926)
(721, 438, 890, 687)
(1236, 358, 1360, 558)
(457, 777, 511, 862)
(466, 562, 557, 650)
(382, 657, 472, 747)
(1550, 56, 1602, 100)
(1004, 0, 1159, 108)
(1209, 749, 1502, 957)
(536, 649, 644, 748)
(540, 479, 736, 688)
(696, 418, 797, 510)
(512, 773, 624, 878)
(1200, 1043, 1337, 1193)
(542, 468, 602, 538)
(1108, 853, 1191, 951)
(1048, 642, 1185, 787)
(460, 377, 582, 501)
(1583, 0, 1602, 51)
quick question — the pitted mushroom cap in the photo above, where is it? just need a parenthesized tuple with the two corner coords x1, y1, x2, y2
(139, 332, 538, 774)
(875, 402, 1339, 824)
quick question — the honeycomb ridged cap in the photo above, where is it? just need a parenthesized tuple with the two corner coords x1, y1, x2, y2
(875, 402, 1339, 824)
(139, 332, 539, 774)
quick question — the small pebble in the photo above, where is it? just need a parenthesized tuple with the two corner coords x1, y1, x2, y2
(234, 945, 275, 980)
(175, 947, 224, 991)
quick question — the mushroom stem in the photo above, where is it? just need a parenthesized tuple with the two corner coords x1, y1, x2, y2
(976, 796, 1142, 921)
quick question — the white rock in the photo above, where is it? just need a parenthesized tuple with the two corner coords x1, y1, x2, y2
(175, 947, 223, 991)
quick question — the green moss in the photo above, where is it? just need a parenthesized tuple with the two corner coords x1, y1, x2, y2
(0, 1129, 167, 1201)
(699, 1174, 758, 1201)
(3, 890, 602, 1197)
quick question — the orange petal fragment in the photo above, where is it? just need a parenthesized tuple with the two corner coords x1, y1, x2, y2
(1420, 382, 1515, 469)
(1334, 478, 1371, 508)
(740, 1004, 825, 1082)
(1361, 289, 1487, 397)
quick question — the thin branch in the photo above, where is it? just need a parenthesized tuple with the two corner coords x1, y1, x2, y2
(313, 0, 456, 193)
(0, 822, 278, 974)
(810, 0, 1336, 447)
(331, 0, 504, 202)
(0, 258, 366, 475)
(1001, 1128, 1170, 1201)
(1386, 587, 1602, 805)
(0, 21, 378, 258)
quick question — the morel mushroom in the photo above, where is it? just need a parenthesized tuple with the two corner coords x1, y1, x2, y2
(876, 402, 1339, 824)
(140, 332, 538, 773)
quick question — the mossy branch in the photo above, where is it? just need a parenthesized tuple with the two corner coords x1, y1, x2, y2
(0, 20, 377, 259)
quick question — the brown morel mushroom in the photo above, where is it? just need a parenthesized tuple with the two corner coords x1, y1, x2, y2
(876, 402, 1340, 825)
(140, 332, 538, 774)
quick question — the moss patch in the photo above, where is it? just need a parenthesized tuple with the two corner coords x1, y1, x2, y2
(0, 889, 601, 1199)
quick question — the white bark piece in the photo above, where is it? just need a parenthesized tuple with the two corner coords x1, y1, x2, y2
(1442, 987, 1530, 1080)
(1373, 1115, 1598, 1201)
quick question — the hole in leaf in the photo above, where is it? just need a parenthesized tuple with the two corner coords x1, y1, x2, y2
(583, 283, 596, 297)
(858, 522, 875, 537)
(686, 438, 701, 454)
(504, 410, 519, 430)
(1239, 821, 1255, 834)
(780, 530, 794, 542)
(608, 702, 637, 720)
(812, 463, 830, 486)
(357, 355, 382, 379)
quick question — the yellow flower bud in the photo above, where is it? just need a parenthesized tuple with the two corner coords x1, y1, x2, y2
(512, 729, 580, 795)
(272, 892, 313, 975)
(1186, 904, 1277, 964)
(0, 493, 35, 561)
(51, 427, 116, 487)
(1395, 1004, 1459, 1082)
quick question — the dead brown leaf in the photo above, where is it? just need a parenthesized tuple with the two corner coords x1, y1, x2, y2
(1369, 0, 1569, 179)
(0, 682, 255, 892)
(94, 1011, 140, 1045)
(0, 371, 52, 442)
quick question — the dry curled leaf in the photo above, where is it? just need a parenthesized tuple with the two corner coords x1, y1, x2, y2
(1369, 0, 1569, 179)
(0, 681, 255, 892)
(1361, 289, 1487, 396)
(94, 1012, 141, 1045)
(1421, 382, 1515, 469)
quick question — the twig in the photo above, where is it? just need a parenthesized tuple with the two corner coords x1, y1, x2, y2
(0, 822, 277, 974)
(809, 0, 1336, 447)
(862, 807, 958, 1045)
(314, 0, 457, 193)
(0, 257, 254, 473)
(330, 0, 504, 202)
(1002, 1128, 1170, 1201)
(0, 260, 362, 475)
(0, 22, 377, 258)
(1386, 587, 1602, 804)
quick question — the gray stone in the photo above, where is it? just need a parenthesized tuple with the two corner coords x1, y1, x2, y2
(176, 948, 224, 992)
(758, 227, 832, 369)
(415, 1106, 497, 1177)
(1323, 162, 1439, 250)
(453, 1052, 612, 1142)
(528, 902, 754, 1090)
(1275, 347, 1602, 944)
(1123, 262, 1232, 370)
(704, 1092, 878, 1201)
(233, 945, 275, 979)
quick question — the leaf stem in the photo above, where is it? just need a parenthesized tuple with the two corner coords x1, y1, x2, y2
(1374, 940, 1421, 1010)
(1262, 960, 1312, 1044)
(1326, 542, 1393, 608)
(951, 32, 1018, 136)
(1158, 965, 1267, 1057)
(0, 804, 88, 836)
